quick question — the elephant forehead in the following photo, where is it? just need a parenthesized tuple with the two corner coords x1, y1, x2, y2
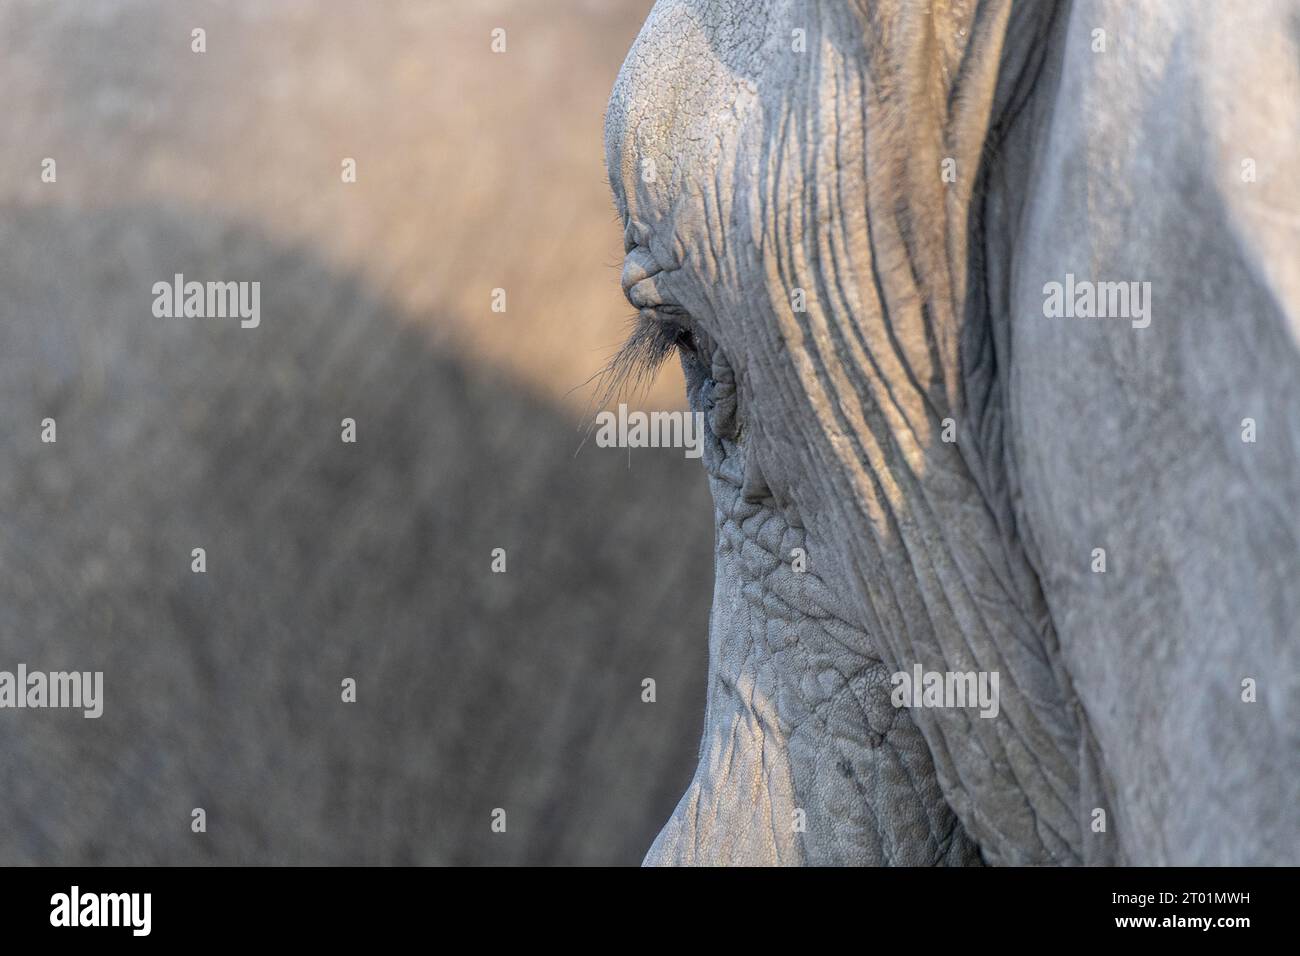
(604, 0, 773, 223)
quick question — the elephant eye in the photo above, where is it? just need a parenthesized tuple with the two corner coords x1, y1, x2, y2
(655, 305, 697, 355)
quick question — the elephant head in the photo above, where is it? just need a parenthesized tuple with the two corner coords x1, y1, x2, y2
(604, 0, 1300, 865)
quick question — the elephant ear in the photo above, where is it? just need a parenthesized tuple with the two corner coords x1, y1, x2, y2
(739, 0, 1103, 863)
(981, 0, 1300, 865)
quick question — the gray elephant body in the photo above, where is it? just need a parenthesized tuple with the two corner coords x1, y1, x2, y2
(607, 0, 1299, 865)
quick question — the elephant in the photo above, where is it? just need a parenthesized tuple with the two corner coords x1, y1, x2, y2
(604, 0, 1300, 865)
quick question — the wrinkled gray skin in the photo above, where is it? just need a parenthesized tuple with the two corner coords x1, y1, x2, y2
(607, 0, 1300, 865)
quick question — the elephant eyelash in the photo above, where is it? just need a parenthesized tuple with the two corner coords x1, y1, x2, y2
(592, 309, 694, 409)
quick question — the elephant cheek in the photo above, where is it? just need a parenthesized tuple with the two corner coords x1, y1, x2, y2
(644, 478, 983, 866)
(644, 512, 804, 866)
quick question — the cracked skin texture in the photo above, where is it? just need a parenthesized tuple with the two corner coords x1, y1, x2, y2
(610, 0, 1300, 865)
(647, 346, 979, 864)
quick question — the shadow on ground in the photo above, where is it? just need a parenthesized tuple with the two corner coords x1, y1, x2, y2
(0, 203, 711, 865)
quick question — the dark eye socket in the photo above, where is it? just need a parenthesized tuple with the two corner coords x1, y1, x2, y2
(650, 306, 699, 358)
(668, 318, 697, 355)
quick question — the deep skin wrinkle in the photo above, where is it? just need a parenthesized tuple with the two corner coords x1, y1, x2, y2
(606, 0, 1299, 865)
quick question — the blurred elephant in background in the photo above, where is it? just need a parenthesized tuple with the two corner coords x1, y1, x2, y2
(606, 0, 1299, 864)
